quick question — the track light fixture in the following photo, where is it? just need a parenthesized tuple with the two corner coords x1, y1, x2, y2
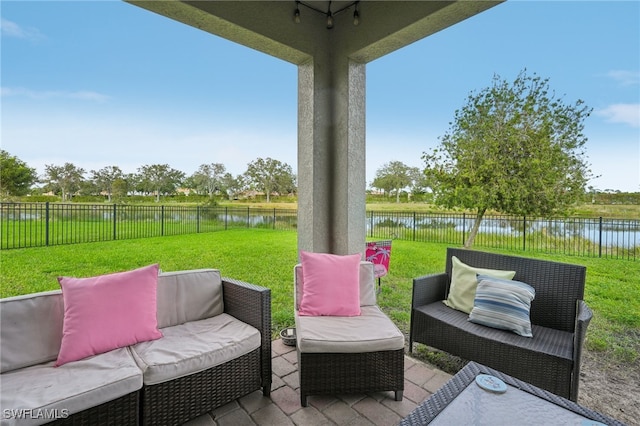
(293, 1, 360, 29)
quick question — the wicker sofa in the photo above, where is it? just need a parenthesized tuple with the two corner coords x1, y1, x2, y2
(0, 269, 271, 426)
(409, 248, 592, 402)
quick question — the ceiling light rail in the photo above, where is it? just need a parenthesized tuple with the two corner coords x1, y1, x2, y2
(294, 1, 360, 29)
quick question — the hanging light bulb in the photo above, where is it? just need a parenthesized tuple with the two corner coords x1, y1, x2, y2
(292, 0, 361, 30)
(326, 1, 334, 29)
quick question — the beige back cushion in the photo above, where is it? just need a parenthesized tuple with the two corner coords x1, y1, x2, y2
(156, 269, 224, 329)
(1, 290, 65, 373)
(294, 261, 376, 310)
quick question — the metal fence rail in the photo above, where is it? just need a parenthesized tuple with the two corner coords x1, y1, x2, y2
(1, 202, 637, 260)
(0, 203, 297, 249)
(365, 211, 638, 260)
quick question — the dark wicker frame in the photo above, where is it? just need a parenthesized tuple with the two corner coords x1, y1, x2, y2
(139, 277, 271, 426)
(297, 349, 405, 406)
(400, 361, 624, 426)
(410, 248, 592, 402)
(50, 392, 139, 426)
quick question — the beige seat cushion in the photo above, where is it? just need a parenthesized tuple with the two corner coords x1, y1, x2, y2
(295, 305, 404, 353)
(0, 348, 142, 426)
(130, 313, 261, 386)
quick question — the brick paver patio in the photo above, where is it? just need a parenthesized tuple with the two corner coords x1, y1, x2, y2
(183, 339, 452, 426)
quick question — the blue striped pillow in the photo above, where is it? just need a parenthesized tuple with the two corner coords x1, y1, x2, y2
(468, 275, 535, 337)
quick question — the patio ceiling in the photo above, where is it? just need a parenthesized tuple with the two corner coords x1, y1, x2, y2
(128, 1, 502, 64)
(127, 0, 504, 256)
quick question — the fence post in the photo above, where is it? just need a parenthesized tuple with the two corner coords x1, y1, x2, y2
(413, 211, 417, 241)
(370, 211, 374, 238)
(273, 208, 276, 230)
(45, 202, 50, 247)
(247, 207, 250, 228)
(225, 207, 228, 230)
(197, 206, 201, 233)
(113, 204, 117, 241)
(599, 217, 603, 258)
(462, 213, 466, 246)
(523, 215, 526, 251)
(161, 205, 165, 236)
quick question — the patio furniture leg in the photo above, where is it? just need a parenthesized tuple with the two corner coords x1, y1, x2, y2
(395, 390, 403, 401)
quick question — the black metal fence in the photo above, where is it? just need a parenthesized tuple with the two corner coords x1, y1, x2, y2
(0, 203, 296, 249)
(366, 211, 639, 260)
(1, 202, 637, 260)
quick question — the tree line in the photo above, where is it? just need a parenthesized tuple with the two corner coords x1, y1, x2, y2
(0, 151, 429, 203)
(0, 153, 296, 203)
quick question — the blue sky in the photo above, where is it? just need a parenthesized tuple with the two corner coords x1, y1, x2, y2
(2, 1, 639, 192)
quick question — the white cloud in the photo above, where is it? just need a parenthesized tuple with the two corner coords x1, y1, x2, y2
(606, 70, 640, 87)
(1, 87, 110, 103)
(596, 104, 640, 128)
(0, 18, 43, 41)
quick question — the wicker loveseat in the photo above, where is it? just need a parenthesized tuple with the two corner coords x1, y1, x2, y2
(409, 248, 592, 402)
(0, 268, 271, 426)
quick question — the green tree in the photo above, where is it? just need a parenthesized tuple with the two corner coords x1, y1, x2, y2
(408, 167, 433, 202)
(111, 177, 130, 199)
(0, 150, 37, 197)
(244, 157, 295, 202)
(91, 166, 124, 202)
(221, 173, 245, 200)
(423, 70, 593, 248)
(190, 163, 226, 198)
(371, 161, 416, 203)
(137, 164, 185, 202)
(43, 162, 86, 201)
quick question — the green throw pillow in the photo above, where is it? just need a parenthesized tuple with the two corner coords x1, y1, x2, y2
(443, 256, 516, 314)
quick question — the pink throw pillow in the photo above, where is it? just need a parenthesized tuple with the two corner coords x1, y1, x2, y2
(298, 251, 361, 316)
(55, 264, 163, 367)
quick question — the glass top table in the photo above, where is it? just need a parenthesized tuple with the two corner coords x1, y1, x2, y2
(400, 361, 625, 426)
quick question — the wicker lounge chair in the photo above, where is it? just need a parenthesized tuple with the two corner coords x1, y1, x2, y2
(294, 261, 405, 407)
(409, 248, 592, 402)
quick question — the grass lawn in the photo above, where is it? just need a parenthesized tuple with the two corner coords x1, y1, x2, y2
(1, 228, 638, 365)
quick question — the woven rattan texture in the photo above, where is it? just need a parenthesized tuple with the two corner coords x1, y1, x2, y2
(222, 278, 272, 395)
(410, 248, 591, 402)
(444, 248, 586, 332)
(141, 349, 261, 425)
(399, 362, 625, 426)
(50, 392, 139, 426)
(298, 349, 404, 405)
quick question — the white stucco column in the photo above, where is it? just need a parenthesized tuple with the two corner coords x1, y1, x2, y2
(297, 54, 366, 255)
